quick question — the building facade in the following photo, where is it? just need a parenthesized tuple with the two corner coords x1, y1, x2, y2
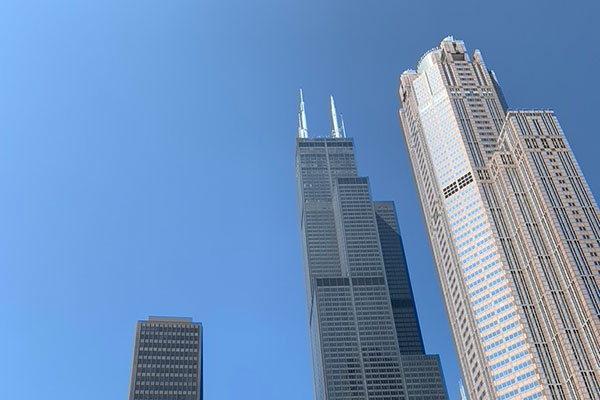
(295, 92, 447, 400)
(128, 317, 203, 400)
(399, 37, 600, 400)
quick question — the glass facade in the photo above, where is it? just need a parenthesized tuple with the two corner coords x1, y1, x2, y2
(399, 37, 600, 400)
(295, 96, 448, 400)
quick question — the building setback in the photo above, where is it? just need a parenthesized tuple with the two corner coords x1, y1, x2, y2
(399, 37, 600, 399)
(128, 317, 203, 400)
(295, 92, 447, 400)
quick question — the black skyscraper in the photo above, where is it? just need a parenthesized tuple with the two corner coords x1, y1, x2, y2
(295, 92, 447, 400)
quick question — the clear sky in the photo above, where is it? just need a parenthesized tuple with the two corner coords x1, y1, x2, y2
(1, 1, 599, 399)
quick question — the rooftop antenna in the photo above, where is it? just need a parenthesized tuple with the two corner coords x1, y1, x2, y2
(340, 113, 347, 138)
(298, 89, 308, 138)
(329, 95, 341, 138)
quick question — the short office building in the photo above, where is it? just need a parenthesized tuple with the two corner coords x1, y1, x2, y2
(128, 317, 202, 400)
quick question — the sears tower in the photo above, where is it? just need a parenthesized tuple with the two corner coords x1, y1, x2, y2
(295, 91, 447, 400)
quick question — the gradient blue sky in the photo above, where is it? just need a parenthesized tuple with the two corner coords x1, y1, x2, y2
(1, 1, 599, 399)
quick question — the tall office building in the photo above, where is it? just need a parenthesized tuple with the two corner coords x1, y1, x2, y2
(128, 317, 203, 400)
(295, 92, 447, 400)
(399, 37, 600, 400)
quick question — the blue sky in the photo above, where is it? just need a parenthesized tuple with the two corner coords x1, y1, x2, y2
(1, 1, 599, 399)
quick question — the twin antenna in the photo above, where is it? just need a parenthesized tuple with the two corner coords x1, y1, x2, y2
(297, 89, 346, 139)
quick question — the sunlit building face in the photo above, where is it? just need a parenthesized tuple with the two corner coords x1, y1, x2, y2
(399, 37, 600, 400)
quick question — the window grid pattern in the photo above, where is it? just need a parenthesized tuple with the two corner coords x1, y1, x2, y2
(400, 37, 600, 400)
(128, 318, 202, 400)
(296, 137, 448, 399)
(400, 38, 545, 400)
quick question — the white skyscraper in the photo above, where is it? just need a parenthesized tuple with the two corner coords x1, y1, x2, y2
(399, 37, 600, 400)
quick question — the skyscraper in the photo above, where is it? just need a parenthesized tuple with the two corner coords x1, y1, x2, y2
(128, 317, 203, 400)
(295, 92, 447, 400)
(399, 37, 600, 400)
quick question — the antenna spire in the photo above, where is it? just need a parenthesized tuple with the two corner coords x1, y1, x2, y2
(298, 89, 308, 138)
(340, 113, 347, 138)
(329, 95, 341, 138)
